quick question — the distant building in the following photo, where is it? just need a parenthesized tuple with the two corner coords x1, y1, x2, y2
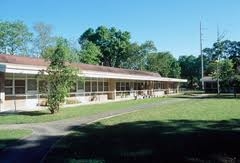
(0, 54, 187, 112)
(201, 76, 240, 93)
(201, 76, 218, 93)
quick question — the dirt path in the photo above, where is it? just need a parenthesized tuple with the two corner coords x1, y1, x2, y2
(0, 98, 188, 163)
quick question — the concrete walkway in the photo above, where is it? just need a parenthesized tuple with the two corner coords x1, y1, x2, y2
(0, 98, 188, 163)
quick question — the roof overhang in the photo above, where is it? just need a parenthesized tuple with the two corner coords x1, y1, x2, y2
(200, 76, 217, 82)
(0, 63, 187, 83)
(0, 63, 45, 74)
(79, 71, 187, 82)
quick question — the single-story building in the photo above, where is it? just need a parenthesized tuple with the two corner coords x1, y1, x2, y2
(201, 76, 240, 93)
(0, 54, 187, 112)
(201, 76, 218, 93)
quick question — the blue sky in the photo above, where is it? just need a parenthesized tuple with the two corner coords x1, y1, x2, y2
(1, 0, 240, 58)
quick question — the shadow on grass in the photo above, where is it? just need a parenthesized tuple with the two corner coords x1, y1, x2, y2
(0, 111, 50, 116)
(171, 93, 240, 100)
(44, 119, 240, 163)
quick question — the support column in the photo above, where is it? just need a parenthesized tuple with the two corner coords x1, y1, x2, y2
(0, 72, 5, 102)
(109, 79, 116, 100)
(176, 82, 180, 93)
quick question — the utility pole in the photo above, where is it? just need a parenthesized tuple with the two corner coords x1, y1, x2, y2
(200, 22, 204, 90)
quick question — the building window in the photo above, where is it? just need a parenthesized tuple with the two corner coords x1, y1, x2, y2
(126, 82, 130, 90)
(85, 81, 91, 92)
(78, 81, 84, 91)
(98, 81, 103, 91)
(27, 79, 37, 91)
(121, 82, 126, 91)
(116, 82, 120, 91)
(92, 81, 97, 92)
(5, 80, 13, 95)
(134, 82, 138, 90)
(15, 80, 25, 94)
(104, 82, 109, 91)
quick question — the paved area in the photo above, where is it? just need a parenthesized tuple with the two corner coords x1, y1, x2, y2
(0, 98, 188, 163)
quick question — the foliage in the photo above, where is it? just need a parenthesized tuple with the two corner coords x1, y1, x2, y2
(209, 59, 234, 87)
(203, 40, 240, 90)
(41, 39, 79, 114)
(121, 41, 157, 70)
(203, 40, 240, 73)
(33, 22, 55, 57)
(79, 26, 131, 67)
(0, 20, 33, 55)
(146, 52, 181, 78)
(178, 55, 201, 89)
(79, 41, 102, 64)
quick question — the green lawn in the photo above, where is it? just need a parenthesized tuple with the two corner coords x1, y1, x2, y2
(0, 97, 170, 124)
(44, 98, 240, 163)
(0, 129, 32, 150)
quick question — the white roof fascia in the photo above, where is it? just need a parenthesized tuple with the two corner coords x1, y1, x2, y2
(80, 70, 159, 81)
(0, 63, 187, 82)
(0, 63, 45, 74)
(81, 70, 187, 82)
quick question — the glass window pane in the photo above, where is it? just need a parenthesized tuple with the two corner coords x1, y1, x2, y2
(126, 83, 130, 90)
(104, 82, 108, 91)
(121, 82, 126, 91)
(5, 88, 13, 95)
(92, 81, 97, 92)
(116, 82, 120, 91)
(5, 80, 13, 86)
(15, 80, 25, 86)
(27, 79, 37, 91)
(85, 81, 91, 92)
(98, 81, 103, 91)
(15, 87, 25, 94)
(134, 82, 138, 90)
(78, 81, 84, 90)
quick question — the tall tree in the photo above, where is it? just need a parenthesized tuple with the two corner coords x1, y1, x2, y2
(40, 38, 79, 114)
(121, 41, 157, 70)
(209, 59, 234, 88)
(79, 26, 131, 67)
(203, 39, 240, 94)
(79, 41, 102, 64)
(33, 22, 54, 57)
(146, 52, 181, 78)
(178, 55, 201, 89)
(0, 20, 33, 55)
(203, 40, 240, 73)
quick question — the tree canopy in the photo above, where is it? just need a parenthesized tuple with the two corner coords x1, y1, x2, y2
(33, 22, 55, 57)
(202, 39, 240, 91)
(0, 20, 33, 55)
(79, 26, 131, 67)
(41, 38, 79, 114)
(146, 52, 181, 78)
(79, 41, 102, 65)
(178, 55, 201, 89)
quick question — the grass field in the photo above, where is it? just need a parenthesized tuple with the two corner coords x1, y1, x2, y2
(44, 97, 240, 163)
(0, 97, 170, 124)
(0, 129, 32, 150)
